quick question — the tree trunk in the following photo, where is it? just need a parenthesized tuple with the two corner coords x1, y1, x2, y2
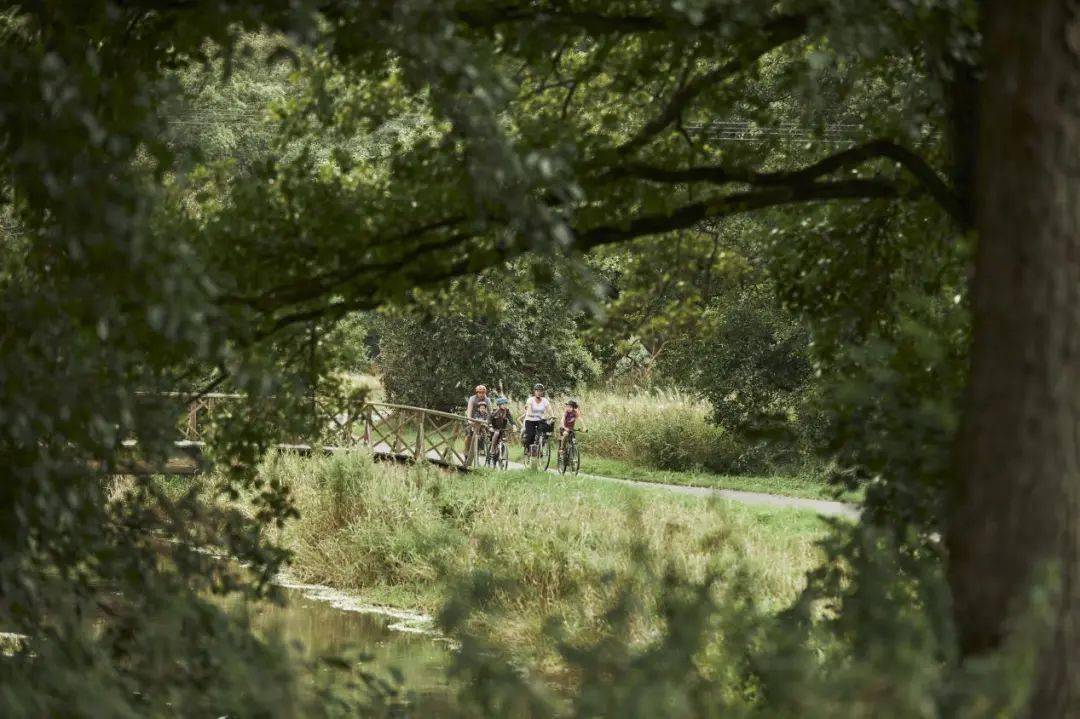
(948, 1, 1080, 715)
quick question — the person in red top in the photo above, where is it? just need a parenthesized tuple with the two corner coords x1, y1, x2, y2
(557, 398, 582, 455)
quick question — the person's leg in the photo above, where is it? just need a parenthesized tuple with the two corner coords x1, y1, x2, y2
(523, 421, 536, 455)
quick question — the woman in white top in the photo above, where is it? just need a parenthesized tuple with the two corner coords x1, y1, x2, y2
(518, 383, 554, 454)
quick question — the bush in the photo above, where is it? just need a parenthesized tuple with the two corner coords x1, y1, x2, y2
(690, 294, 814, 442)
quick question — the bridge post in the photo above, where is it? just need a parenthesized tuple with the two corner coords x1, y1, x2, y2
(466, 429, 478, 469)
(415, 413, 425, 461)
(362, 404, 372, 447)
(186, 403, 198, 441)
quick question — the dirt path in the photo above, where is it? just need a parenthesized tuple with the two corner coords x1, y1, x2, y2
(506, 461, 860, 520)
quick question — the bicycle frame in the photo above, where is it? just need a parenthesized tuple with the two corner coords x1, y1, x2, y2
(528, 422, 553, 471)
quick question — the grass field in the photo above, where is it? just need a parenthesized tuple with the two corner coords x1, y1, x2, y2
(249, 450, 831, 672)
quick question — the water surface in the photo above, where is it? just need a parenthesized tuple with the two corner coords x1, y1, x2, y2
(248, 584, 456, 714)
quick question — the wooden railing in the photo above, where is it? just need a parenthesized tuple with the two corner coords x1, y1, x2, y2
(171, 393, 481, 470)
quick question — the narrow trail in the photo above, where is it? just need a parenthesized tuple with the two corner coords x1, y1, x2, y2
(506, 461, 861, 520)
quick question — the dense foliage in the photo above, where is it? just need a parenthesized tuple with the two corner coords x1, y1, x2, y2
(374, 272, 599, 410)
(4, 0, 1071, 716)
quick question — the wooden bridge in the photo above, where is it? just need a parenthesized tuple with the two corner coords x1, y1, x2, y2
(135, 393, 485, 474)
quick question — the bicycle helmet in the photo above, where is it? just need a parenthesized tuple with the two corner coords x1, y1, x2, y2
(533, 383, 545, 391)
(566, 399, 579, 408)
(475, 384, 487, 393)
(496, 397, 509, 406)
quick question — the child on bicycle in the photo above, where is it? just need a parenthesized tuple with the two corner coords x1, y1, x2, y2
(488, 397, 513, 460)
(558, 399, 582, 454)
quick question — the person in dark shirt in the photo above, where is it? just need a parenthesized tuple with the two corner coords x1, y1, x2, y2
(488, 396, 514, 461)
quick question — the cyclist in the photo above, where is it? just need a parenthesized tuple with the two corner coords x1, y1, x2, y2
(464, 384, 490, 457)
(519, 383, 553, 456)
(558, 398, 583, 455)
(466, 384, 490, 422)
(488, 397, 514, 461)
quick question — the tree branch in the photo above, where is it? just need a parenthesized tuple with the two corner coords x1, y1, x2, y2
(458, 5, 700, 34)
(606, 139, 966, 225)
(218, 215, 469, 310)
(263, 178, 907, 333)
(577, 179, 905, 251)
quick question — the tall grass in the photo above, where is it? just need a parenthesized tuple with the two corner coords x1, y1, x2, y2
(572, 388, 743, 473)
(259, 451, 827, 671)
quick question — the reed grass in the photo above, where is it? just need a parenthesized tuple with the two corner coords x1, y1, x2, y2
(569, 388, 741, 473)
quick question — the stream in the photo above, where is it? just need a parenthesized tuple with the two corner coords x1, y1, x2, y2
(249, 581, 457, 714)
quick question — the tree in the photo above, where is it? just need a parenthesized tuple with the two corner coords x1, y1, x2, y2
(373, 273, 599, 411)
(948, 2, 1080, 714)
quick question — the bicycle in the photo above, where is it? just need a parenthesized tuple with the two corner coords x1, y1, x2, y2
(485, 426, 511, 470)
(466, 419, 489, 468)
(558, 428, 583, 475)
(527, 419, 554, 471)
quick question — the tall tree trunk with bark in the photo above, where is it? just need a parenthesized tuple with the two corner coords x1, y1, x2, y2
(948, 1, 1080, 715)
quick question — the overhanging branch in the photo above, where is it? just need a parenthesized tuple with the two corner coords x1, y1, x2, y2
(577, 179, 905, 251)
(458, 6, 670, 33)
(219, 215, 469, 311)
(457, 4, 766, 35)
(262, 178, 907, 333)
(606, 139, 966, 225)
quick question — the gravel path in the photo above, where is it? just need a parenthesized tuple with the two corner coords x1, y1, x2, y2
(506, 461, 860, 520)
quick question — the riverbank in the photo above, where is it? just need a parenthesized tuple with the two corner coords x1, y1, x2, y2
(244, 451, 831, 674)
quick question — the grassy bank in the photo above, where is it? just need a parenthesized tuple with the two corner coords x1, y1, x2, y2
(255, 451, 829, 672)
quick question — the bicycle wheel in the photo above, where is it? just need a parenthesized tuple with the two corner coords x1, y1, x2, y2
(558, 439, 569, 474)
(476, 435, 487, 468)
(541, 436, 552, 471)
(498, 441, 509, 470)
(569, 441, 580, 475)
